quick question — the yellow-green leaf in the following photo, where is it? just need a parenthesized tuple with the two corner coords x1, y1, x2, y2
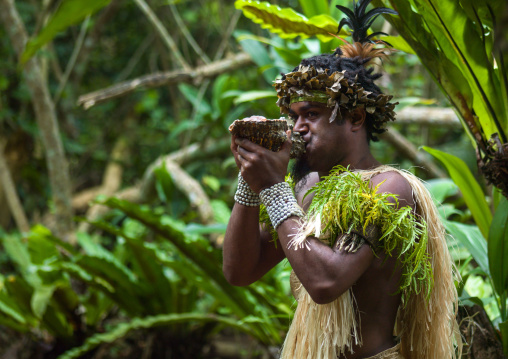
(423, 146, 492, 238)
(21, 0, 111, 64)
(235, 0, 346, 41)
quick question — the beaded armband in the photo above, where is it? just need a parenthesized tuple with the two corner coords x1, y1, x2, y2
(234, 173, 260, 207)
(259, 182, 304, 229)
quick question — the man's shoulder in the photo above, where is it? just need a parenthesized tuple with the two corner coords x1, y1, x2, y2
(369, 170, 416, 211)
(294, 172, 320, 209)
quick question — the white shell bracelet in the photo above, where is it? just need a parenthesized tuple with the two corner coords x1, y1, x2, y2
(234, 172, 261, 206)
(259, 182, 305, 229)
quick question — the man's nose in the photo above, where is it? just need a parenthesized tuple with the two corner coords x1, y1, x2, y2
(293, 117, 308, 133)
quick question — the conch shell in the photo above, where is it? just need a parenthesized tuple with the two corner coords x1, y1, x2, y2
(228, 116, 305, 158)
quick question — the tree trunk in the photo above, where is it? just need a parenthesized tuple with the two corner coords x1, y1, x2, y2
(0, 0, 75, 241)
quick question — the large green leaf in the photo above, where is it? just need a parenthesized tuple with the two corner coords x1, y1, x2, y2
(86, 219, 175, 314)
(488, 198, 508, 295)
(424, 178, 459, 203)
(234, 30, 279, 83)
(445, 220, 489, 275)
(423, 146, 492, 238)
(235, 0, 344, 41)
(298, 0, 329, 18)
(58, 313, 261, 359)
(409, 0, 505, 139)
(21, 0, 112, 63)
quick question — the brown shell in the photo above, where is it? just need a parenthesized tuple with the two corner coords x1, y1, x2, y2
(229, 116, 306, 158)
(229, 116, 288, 152)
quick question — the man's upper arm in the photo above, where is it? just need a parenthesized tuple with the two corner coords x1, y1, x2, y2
(369, 171, 416, 212)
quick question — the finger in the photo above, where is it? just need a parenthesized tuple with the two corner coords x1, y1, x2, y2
(235, 137, 264, 152)
(237, 145, 254, 161)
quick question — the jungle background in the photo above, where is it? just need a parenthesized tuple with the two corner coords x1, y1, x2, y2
(0, 0, 507, 358)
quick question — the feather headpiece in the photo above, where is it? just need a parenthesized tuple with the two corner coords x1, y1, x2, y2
(336, 0, 398, 62)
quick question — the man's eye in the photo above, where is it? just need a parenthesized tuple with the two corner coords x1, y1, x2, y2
(307, 111, 318, 118)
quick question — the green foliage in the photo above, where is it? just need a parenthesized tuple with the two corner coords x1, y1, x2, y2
(235, 0, 345, 42)
(298, 0, 329, 18)
(58, 313, 260, 359)
(374, 0, 507, 166)
(0, 228, 80, 340)
(21, 0, 112, 63)
(424, 151, 508, 350)
(423, 146, 492, 238)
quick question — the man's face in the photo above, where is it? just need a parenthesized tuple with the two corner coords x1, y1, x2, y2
(289, 101, 351, 178)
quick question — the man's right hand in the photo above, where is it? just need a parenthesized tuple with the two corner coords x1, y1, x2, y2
(232, 131, 292, 194)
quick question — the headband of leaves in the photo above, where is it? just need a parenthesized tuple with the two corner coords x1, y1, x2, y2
(274, 65, 397, 128)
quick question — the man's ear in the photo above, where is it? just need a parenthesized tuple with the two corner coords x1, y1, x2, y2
(350, 108, 366, 132)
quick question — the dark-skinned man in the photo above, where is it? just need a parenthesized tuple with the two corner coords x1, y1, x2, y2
(223, 2, 459, 358)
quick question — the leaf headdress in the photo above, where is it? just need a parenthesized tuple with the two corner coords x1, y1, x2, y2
(274, 0, 399, 140)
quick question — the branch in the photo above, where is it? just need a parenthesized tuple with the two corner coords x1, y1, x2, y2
(395, 107, 461, 127)
(0, 139, 30, 232)
(133, 0, 190, 71)
(0, 0, 75, 241)
(116, 33, 154, 82)
(54, 15, 90, 103)
(214, 9, 241, 61)
(78, 137, 129, 232)
(140, 139, 230, 200)
(77, 52, 252, 109)
(162, 159, 214, 224)
(168, 2, 210, 64)
(380, 127, 447, 178)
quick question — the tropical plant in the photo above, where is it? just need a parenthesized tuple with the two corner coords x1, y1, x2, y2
(373, 0, 508, 199)
(424, 147, 508, 355)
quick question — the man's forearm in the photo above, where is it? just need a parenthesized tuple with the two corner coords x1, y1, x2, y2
(275, 216, 374, 304)
(223, 204, 283, 286)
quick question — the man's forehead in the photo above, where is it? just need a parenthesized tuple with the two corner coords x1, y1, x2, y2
(289, 101, 329, 112)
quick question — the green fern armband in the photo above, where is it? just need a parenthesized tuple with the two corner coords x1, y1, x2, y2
(290, 166, 433, 301)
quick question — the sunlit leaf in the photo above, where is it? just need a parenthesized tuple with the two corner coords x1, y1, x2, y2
(444, 220, 488, 275)
(21, 0, 111, 63)
(424, 178, 459, 203)
(235, 0, 345, 41)
(298, 0, 329, 18)
(233, 90, 277, 105)
(383, 35, 414, 54)
(423, 146, 492, 238)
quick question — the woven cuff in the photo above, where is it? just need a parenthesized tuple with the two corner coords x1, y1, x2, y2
(259, 182, 304, 229)
(234, 173, 260, 206)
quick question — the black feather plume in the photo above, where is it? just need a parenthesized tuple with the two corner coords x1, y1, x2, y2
(336, 0, 398, 44)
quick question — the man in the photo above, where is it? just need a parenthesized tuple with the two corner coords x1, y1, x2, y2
(223, 3, 459, 358)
